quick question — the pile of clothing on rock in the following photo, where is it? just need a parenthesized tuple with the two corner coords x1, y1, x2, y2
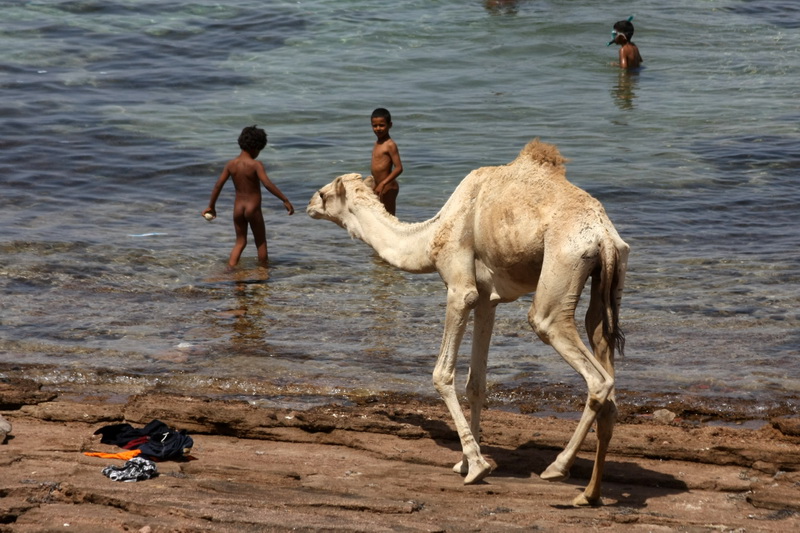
(85, 419, 194, 482)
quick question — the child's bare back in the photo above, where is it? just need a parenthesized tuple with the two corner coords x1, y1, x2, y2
(227, 154, 268, 219)
(203, 126, 294, 268)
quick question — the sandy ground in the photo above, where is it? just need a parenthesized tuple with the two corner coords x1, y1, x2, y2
(2, 379, 800, 532)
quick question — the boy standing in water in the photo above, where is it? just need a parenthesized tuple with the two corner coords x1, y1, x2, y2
(610, 18, 643, 70)
(203, 125, 294, 268)
(370, 108, 403, 216)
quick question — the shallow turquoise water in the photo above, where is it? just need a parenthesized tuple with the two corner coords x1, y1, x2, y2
(1, 1, 798, 413)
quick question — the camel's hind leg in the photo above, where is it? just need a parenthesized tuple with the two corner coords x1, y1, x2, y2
(574, 243, 627, 506)
(433, 287, 492, 484)
(453, 296, 496, 476)
(572, 276, 618, 507)
(528, 260, 614, 489)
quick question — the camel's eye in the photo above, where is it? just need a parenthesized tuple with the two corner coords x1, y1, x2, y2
(318, 190, 326, 207)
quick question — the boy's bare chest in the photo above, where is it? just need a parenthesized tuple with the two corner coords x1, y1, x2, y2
(372, 144, 393, 167)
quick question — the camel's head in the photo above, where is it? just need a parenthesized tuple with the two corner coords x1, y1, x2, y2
(306, 173, 378, 229)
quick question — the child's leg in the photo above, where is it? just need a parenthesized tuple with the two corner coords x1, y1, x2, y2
(248, 208, 269, 267)
(228, 210, 249, 267)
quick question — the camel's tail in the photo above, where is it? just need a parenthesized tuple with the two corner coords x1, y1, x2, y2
(598, 239, 628, 357)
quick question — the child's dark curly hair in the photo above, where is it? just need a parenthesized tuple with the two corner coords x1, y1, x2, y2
(238, 125, 267, 153)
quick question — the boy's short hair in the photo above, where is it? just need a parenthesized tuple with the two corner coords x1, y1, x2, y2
(371, 108, 392, 123)
(613, 20, 634, 41)
(238, 125, 267, 152)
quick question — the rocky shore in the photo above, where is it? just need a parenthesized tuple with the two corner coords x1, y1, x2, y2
(2, 378, 800, 532)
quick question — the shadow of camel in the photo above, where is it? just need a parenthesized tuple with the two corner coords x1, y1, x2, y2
(376, 407, 464, 452)
(387, 410, 688, 508)
(486, 443, 689, 508)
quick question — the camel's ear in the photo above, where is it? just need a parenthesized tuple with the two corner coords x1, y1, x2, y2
(333, 176, 346, 196)
(363, 175, 376, 190)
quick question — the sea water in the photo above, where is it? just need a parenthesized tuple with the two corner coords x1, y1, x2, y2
(1, 0, 798, 415)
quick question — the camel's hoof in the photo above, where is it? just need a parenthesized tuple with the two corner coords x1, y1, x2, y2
(540, 463, 569, 482)
(572, 493, 602, 507)
(463, 460, 492, 484)
(453, 460, 469, 475)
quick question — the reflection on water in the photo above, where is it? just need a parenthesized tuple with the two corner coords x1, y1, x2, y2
(230, 270, 271, 345)
(366, 255, 409, 359)
(484, 0, 521, 16)
(611, 70, 639, 110)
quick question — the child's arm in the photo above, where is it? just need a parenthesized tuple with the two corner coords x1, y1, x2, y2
(256, 161, 294, 215)
(375, 141, 403, 195)
(203, 162, 232, 219)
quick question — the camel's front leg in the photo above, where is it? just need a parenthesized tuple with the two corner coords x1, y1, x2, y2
(433, 287, 492, 484)
(453, 297, 495, 477)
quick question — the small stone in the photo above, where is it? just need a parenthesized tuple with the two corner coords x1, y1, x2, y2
(0, 413, 11, 441)
(652, 409, 676, 424)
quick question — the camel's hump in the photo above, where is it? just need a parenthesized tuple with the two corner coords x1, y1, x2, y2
(515, 138, 568, 167)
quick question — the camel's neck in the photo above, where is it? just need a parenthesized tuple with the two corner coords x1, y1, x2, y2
(346, 205, 438, 274)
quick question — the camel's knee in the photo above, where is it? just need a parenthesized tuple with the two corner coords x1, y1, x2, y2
(465, 289, 479, 308)
(446, 278, 480, 306)
(528, 311, 575, 350)
(527, 308, 554, 345)
(587, 378, 615, 410)
(432, 368, 454, 394)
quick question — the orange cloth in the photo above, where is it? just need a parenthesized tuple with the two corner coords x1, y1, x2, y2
(84, 449, 142, 460)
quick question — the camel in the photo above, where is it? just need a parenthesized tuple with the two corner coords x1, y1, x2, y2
(306, 139, 629, 506)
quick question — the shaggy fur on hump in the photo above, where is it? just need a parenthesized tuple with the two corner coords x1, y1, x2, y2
(516, 138, 568, 168)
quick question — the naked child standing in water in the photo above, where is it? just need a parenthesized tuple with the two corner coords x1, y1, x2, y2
(609, 17, 643, 70)
(203, 125, 294, 268)
(370, 108, 403, 216)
